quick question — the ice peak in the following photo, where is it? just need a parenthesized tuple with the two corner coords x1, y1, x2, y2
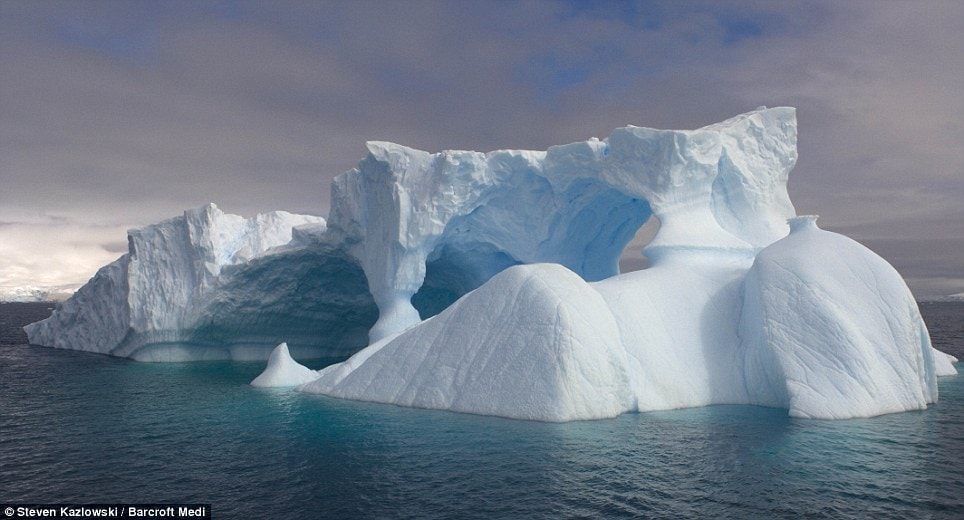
(251, 342, 320, 388)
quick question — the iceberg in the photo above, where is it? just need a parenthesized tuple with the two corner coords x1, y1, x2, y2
(920, 292, 964, 303)
(251, 343, 321, 388)
(300, 107, 957, 420)
(26, 106, 956, 420)
(23, 204, 379, 361)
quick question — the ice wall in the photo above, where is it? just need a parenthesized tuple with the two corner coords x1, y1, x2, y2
(23, 205, 361, 361)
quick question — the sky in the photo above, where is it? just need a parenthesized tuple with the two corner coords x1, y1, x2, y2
(1, 0, 962, 298)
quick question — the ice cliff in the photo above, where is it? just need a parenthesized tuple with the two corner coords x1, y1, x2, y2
(23, 205, 377, 361)
(27, 107, 957, 419)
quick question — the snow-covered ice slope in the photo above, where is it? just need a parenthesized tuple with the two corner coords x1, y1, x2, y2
(305, 264, 634, 420)
(740, 216, 950, 418)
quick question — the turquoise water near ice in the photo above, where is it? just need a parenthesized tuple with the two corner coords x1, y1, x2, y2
(2, 302, 963, 518)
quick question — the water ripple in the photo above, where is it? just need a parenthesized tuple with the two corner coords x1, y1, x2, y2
(2, 303, 964, 518)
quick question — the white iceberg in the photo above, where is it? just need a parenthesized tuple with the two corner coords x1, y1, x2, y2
(251, 343, 320, 388)
(22, 204, 362, 361)
(741, 215, 957, 417)
(304, 263, 634, 420)
(26, 107, 956, 420)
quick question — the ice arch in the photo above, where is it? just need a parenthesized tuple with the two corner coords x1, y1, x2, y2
(329, 107, 796, 342)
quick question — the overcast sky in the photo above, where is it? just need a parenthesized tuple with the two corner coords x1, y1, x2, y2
(1, 0, 962, 298)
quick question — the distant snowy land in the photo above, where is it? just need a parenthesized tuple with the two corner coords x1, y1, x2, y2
(0, 285, 77, 303)
(918, 292, 964, 303)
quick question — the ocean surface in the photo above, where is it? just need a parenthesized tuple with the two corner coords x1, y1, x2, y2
(2, 302, 963, 519)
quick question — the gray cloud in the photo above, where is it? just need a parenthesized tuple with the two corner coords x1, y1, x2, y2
(100, 241, 130, 254)
(1, 0, 961, 297)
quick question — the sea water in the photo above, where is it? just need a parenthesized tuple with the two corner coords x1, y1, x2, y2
(2, 302, 963, 519)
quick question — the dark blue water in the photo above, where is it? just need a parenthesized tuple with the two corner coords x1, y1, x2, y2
(2, 302, 964, 519)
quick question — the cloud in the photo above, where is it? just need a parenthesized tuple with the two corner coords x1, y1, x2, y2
(0, 218, 129, 289)
(0, 0, 961, 296)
